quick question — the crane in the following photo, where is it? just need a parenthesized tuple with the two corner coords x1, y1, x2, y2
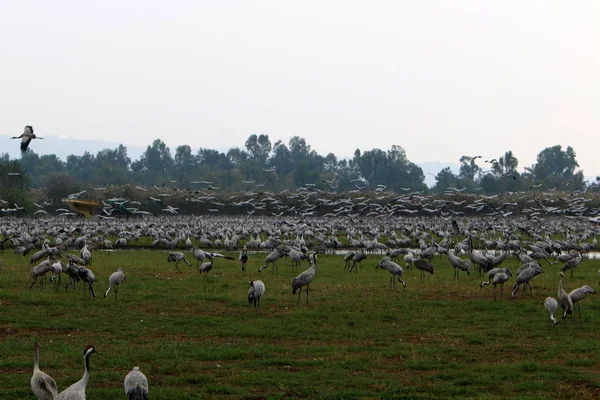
(292, 251, 317, 304)
(31, 342, 58, 400)
(55, 345, 96, 400)
(12, 125, 43, 152)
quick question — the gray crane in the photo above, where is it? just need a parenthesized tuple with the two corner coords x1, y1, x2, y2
(104, 267, 126, 300)
(259, 247, 288, 273)
(343, 252, 355, 270)
(376, 256, 406, 291)
(387, 248, 408, 262)
(29, 261, 54, 290)
(192, 247, 207, 266)
(239, 248, 249, 273)
(12, 125, 43, 152)
(124, 366, 149, 400)
(511, 263, 544, 298)
(31, 342, 58, 400)
(491, 269, 512, 299)
(77, 267, 96, 297)
(557, 272, 573, 319)
(568, 284, 595, 317)
(413, 258, 434, 281)
(198, 259, 213, 278)
(248, 280, 266, 308)
(544, 297, 559, 325)
(167, 251, 191, 272)
(55, 345, 96, 400)
(560, 252, 582, 277)
(80, 244, 92, 266)
(292, 250, 318, 304)
(447, 251, 471, 281)
(349, 251, 367, 272)
(480, 267, 511, 289)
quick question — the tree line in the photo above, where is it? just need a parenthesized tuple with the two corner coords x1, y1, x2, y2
(0, 134, 591, 205)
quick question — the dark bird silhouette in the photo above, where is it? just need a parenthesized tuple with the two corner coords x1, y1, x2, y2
(451, 219, 461, 236)
(413, 258, 434, 281)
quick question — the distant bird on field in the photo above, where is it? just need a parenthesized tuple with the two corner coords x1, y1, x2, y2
(104, 267, 126, 300)
(239, 248, 249, 273)
(248, 280, 265, 308)
(544, 297, 559, 325)
(167, 252, 191, 272)
(557, 272, 573, 320)
(568, 284, 595, 317)
(292, 250, 317, 304)
(12, 125, 43, 152)
(376, 256, 406, 291)
(124, 366, 149, 400)
(31, 341, 58, 400)
(413, 258, 434, 281)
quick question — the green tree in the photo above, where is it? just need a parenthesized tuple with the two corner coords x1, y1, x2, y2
(42, 173, 75, 201)
(66, 152, 96, 183)
(459, 156, 481, 181)
(434, 167, 459, 192)
(528, 145, 584, 189)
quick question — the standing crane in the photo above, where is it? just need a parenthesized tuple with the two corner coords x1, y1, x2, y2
(447, 251, 471, 281)
(167, 251, 191, 272)
(490, 269, 512, 299)
(239, 248, 249, 273)
(376, 256, 406, 291)
(124, 366, 149, 400)
(557, 272, 573, 320)
(560, 252, 583, 277)
(258, 247, 288, 273)
(511, 263, 544, 298)
(248, 280, 266, 308)
(413, 258, 434, 281)
(568, 284, 595, 318)
(104, 267, 126, 300)
(55, 345, 96, 400)
(31, 342, 58, 400)
(544, 297, 559, 325)
(292, 250, 318, 304)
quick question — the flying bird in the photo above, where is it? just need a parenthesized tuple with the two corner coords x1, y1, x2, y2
(12, 125, 43, 152)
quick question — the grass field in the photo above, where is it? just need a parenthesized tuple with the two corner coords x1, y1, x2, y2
(1, 250, 600, 399)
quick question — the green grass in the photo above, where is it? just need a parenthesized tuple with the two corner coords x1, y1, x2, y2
(1, 251, 600, 399)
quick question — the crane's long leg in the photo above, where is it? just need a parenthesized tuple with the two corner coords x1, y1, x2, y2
(306, 284, 309, 304)
(297, 287, 302, 304)
(29, 276, 38, 290)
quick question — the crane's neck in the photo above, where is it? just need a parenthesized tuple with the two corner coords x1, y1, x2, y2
(33, 345, 40, 371)
(79, 352, 91, 387)
(558, 277, 564, 295)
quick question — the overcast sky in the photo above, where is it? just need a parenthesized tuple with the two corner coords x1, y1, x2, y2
(1, 1, 598, 176)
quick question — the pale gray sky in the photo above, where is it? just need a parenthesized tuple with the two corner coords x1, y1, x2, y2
(1, 1, 598, 176)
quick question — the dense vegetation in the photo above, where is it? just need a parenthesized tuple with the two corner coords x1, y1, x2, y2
(0, 136, 593, 208)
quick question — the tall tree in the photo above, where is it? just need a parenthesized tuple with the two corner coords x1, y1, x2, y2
(528, 145, 584, 188)
(459, 155, 481, 181)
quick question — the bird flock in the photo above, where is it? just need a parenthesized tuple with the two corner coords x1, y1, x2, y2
(2, 191, 599, 397)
